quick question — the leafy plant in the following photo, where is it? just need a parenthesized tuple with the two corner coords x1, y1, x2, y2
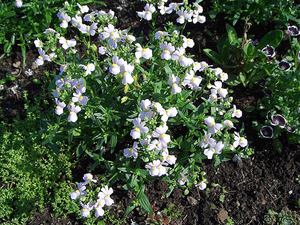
(34, 1, 251, 221)
(204, 24, 284, 86)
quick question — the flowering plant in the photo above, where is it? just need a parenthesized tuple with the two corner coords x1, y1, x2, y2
(35, 1, 251, 219)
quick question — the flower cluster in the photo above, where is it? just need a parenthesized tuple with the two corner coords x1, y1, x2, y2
(124, 99, 177, 177)
(70, 173, 114, 218)
(53, 74, 88, 122)
(138, 1, 206, 24)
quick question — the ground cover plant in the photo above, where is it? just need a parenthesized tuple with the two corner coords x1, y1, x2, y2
(0, 0, 299, 224)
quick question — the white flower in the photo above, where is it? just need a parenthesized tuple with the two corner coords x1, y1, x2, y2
(193, 15, 206, 24)
(183, 70, 202, 90)
(130, 118, 149, 139)
(34, 39, 43, 48)
(152, 125, 171, 147)
(233, 132, 248, 148)
(204, 116, 223, 134)
(211, 81, 228, 98)
(145, 160, 167, 176)
(161, 107, 178, 122)
(123, 142, 138, 160)
(160, 42, 175, 60)
(55, 100, 66, 115)
(109, 56, 125, 75)
(135, 44, 152, 60)
(94, 199, 105, 218)
(83, 173, 97, 183)
(67, 104, 81, 122)
(200, 131, 214, 148)
(224, 120, 234, 129)
(59, 37, 77, 50)
(137, 3, 156, 21)
(178, 173, 188, 186)
(196, 181, 207, 190)
(122, 72, 134, 85)
(164, 154, 177, 165)
(79, 23, 98, 36)
(204, 141, 224, 159)
(232, 105, 242, 118)
(168, 75, 182, 94)
(182, 37, 195, 48)
(98, 186, 114, 206)
(15, 0, 22, 8)
(77, 3, 89, 14)
(139, 99, 154, 120)
(172, 48, 193, 67)
(176, 10, 186, 24)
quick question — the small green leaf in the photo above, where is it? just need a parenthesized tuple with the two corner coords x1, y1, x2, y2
(203, 49, 222, 65)
(137, 186, 152, 214)
(257, 30, 283, 49)
(226, 24, 238, 45)
(164, 64, 173, 75)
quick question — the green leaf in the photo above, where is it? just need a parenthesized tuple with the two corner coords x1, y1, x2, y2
(203, 49, 222, 65)
(257, 30, 283, 49)
(226, 24, 238, 45)
(137, 186, 152, 214)
(125, 202, 136, 216)
(164, 64, 173, 75)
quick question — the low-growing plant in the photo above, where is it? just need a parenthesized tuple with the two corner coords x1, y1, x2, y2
(204, 23, 284, 86)
(209, 0, 299, 26)
(264, 208, 300, 225)
(0, 0, 105, 61)
(33, 0, 252, 221)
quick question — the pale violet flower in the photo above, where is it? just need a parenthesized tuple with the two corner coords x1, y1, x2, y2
(130, 118, 149, 139)
(70, 182, 86, 200)
(35, 48, 51, 66)
(57, 11, 71, 28)
(155, 31, 169, 40)
(137, 3, 156, 21)
(200, 131, 214, 148)
(98, 186, 114, 206)
(67, 104, 81, 122)
(123, 142, 138, 160)
(55, 100, 66, 115)
(98, 46, 106, 55)
(152, 125, 171, 147)
(145, 160, 167, 176)
(34, 39, 43, 48)
(100, 24, 120, 49)
(94, 198, 105, 218)
(135, 44, 153, 60)
(182, 37, 195, 48)
(72, 92, 89, 106)
(160, 42, 175, 60)
(109, 56, 125, 75)
(83, 173, 97, 183)
(224, 120, 235, 129)
(80, 202, 93, 218)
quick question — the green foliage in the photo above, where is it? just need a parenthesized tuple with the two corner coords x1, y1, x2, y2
(0, 0, 105, 56)
(264, 208, 300, 225)
(0, 106, 74, 224)
(204, 25, 283, 86)
(209, 0, 299, 26)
